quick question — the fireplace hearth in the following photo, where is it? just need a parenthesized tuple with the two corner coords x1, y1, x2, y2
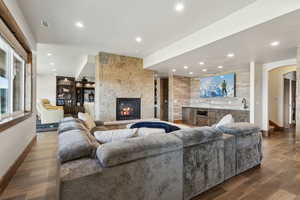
(116, 98, 141, 121)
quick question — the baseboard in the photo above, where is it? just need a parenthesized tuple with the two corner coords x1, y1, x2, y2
(0, 135, 37, 194)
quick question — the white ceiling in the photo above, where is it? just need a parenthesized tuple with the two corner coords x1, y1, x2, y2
(16, 0, 300, 78)
(17, 0, 259, 76)
(17, 0, 255, 57)
(36, 44, 97, 76)
(148, 9, 300, 77)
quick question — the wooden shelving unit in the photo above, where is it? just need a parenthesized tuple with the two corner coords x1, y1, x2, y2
(56, 76, 95, 116)
(56, 76, 76, 107)
(75, 81, 95, 106)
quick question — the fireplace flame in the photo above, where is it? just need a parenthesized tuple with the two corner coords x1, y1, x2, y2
(121, 107, 133, 116)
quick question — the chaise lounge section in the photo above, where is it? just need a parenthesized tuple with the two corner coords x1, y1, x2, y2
(61, 134, 183, 200)
(217, 122, 263, 175)
(171, 127, 224, 200)
(58, 118, 263, 200)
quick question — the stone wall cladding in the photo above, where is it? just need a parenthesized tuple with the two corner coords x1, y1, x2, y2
(95, 52, 154, 122)
(172, 76, 191, 121)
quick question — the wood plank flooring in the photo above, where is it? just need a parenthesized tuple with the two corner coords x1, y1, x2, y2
(1, 129, 300, 200)
(0, 132, 59, 200)
(193, 129, 300, 200)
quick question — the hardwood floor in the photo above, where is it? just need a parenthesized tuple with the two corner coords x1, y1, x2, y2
(0, 132, 59, 200)
(194, 129, 300, 200)
(0, 129, 299, 200)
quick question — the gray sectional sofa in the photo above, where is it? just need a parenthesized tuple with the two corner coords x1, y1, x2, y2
(58, 118, 263, 200)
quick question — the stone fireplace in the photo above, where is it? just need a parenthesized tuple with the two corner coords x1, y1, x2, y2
(95, 52, 154, 122)
(116, 98, 141, 121)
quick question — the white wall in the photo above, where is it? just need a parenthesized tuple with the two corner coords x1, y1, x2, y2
(0, 0, 36, 178)
(250, 62, 263, 127)
(268, 66, 296, 127)
(36, 74, 56, 105)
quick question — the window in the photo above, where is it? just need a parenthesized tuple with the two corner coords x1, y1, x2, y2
(12, 54, 25, 113)
(0, 36, 26, 120)
(0, 39, 9, 118)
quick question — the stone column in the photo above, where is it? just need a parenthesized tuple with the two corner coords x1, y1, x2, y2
(168, 74, 191, 122)
(249, 62, 263, 128)
(94, 54, 102, 121)
(296, 48, 300, 141)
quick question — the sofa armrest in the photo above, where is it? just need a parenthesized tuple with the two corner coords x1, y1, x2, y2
(172, 126, 223, 147)
(217, 122, 260, 136)
(96, 134, 182, 167)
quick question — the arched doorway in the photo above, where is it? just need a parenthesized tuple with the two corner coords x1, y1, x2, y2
(268, 66, 296, 130)
(261, 59, 297, 131)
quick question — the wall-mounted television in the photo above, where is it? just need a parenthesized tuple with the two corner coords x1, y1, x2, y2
(200, 73, 236, 98)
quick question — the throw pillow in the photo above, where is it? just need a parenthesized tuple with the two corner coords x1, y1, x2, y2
(216, 114, 234, 128)
(58, 130, 94, 163)
(78, 112, 96, 131)
(94, 128, 138, 144)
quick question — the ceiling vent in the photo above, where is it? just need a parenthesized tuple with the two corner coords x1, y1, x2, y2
(40, 20, 49, 28)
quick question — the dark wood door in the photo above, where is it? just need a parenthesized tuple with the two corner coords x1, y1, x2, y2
(160, 78, 169, 121)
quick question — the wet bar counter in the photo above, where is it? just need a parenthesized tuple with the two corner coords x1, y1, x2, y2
(182, 106, 250, 126)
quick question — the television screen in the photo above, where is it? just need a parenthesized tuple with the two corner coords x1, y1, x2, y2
(200, 73, 236, 98)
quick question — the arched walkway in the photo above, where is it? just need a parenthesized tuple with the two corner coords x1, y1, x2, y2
(261, 59, 297, 131)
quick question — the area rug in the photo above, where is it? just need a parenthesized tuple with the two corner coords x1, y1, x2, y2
(36, 119, 59, 133)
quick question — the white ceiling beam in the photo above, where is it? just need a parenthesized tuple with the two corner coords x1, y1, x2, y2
(144, 0, 300, 68)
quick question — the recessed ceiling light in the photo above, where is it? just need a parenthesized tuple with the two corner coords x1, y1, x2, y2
(218, 66, 223, 69)
(202, 69, 207, 72)
(47, 53, 52, 56)
(270, 41, 280, 46)
(199, 62, 205, 65)
(227, 53, 235, 58)
(183, 65, 188, 69)
(172, 69, 177, 72)
(136, 37, 142, 43)
(50, 62, 55, 66)
(175, 2, 184, 12)
(52, 68, 57, 71)
(75, 21, 84, 28)
(189, 72, 193, 75)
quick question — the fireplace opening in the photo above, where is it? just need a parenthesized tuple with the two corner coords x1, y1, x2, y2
(116, 98, 141, 121)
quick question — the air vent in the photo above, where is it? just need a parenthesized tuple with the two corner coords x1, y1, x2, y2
(40, 20, 49, 28)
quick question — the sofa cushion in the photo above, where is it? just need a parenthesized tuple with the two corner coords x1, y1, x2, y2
(61, 158, 102, 181)
(172, 127, 222, 147)
(94, 128, 138, 144)
(137, 128, 166, 137)
(96, 134, 182, 167)
(58, 121, 87, 134)
(61, 117, 76, 122)
(217, 122, 260, 136)
(59, 130, 94, 163)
